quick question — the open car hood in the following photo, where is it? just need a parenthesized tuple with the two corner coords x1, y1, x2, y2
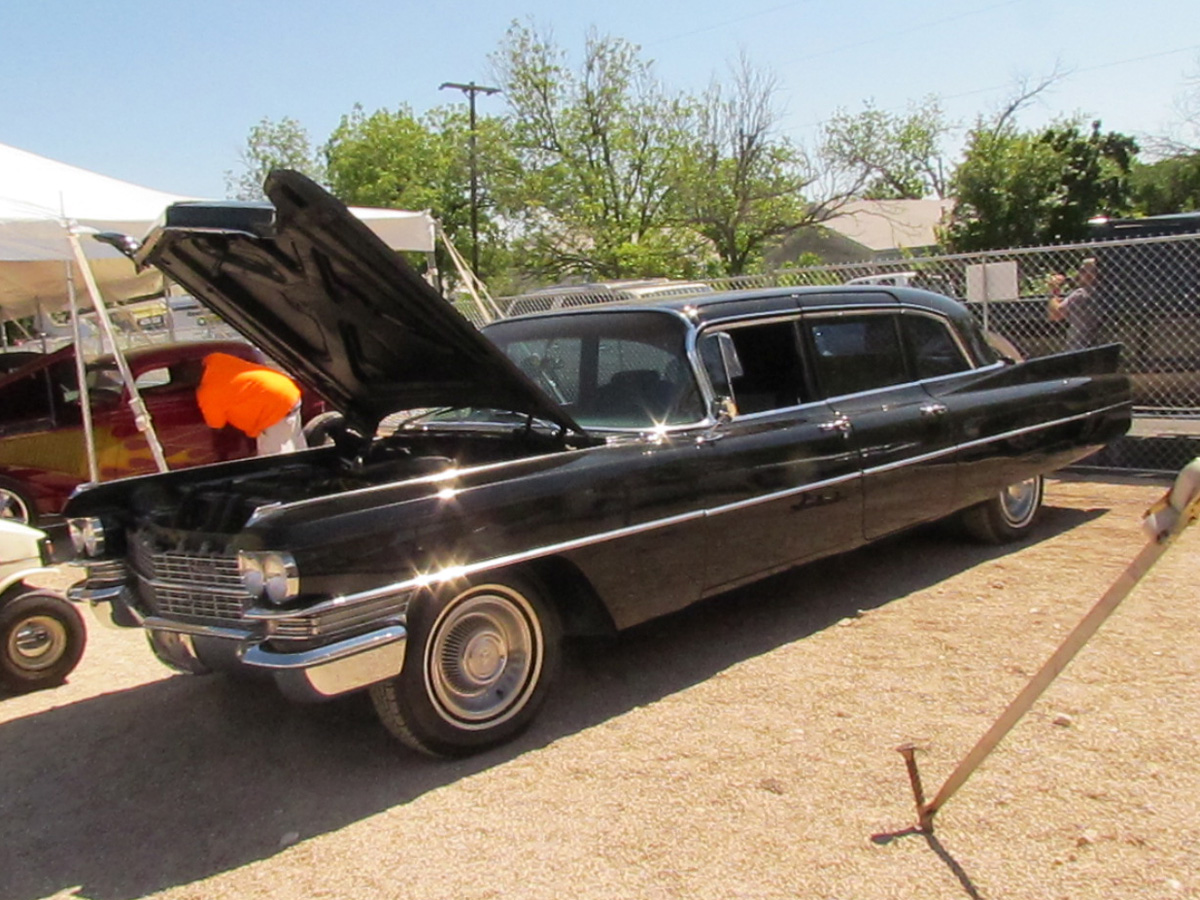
(133, 171, 581, 437)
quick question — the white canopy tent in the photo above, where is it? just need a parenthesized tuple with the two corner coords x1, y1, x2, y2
(0, 141, 439, 484)
(0, 141, 438, 322)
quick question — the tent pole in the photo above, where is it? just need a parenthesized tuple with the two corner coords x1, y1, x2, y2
(436, 222, 502, 323)
(65, 260, 100, 485)
(35, 300, 49, 353)
(65, 228, 169, 474)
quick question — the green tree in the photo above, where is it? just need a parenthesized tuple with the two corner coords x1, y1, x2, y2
(490, 21, 700, 281)
(1130, 154, 1200, 214)
(670, 55, 814, 275)
(324, 103, 513, 283)
(325, 104, 455, 211)
(943, 118, 1138, 251)
(1130, 57, 1200, 216)
(226, 116, 324, 200)
(820, 97, 950, 199)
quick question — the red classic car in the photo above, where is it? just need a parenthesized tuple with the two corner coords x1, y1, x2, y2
(0, 341, 319, 525)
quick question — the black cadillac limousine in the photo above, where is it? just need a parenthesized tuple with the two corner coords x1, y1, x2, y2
(65, 172, 1131, 756)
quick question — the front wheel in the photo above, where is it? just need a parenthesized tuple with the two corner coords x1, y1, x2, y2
(0, 477, 37, 526)
(959, 475, 1044, 543)
(370, 573, 561, 757)
(0, 588, 87, 693)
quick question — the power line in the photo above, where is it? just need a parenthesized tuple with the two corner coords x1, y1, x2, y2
(941, 43, 1200, 102)
(641, 1, 814, 46)
(781, 42, 1200, 131)
(778, 0, 1024, 67)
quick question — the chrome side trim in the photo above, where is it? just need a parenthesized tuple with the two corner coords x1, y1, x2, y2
(313, 398, 1128, 601)
(918, 360, 1006, 387)
(244, 589, 412, 622)
(244, 443, 620, 525)
(857, 399, 1130, 479)
(706, 470, 860, 517)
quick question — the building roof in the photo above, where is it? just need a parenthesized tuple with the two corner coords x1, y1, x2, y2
(821, 198, 953, 253)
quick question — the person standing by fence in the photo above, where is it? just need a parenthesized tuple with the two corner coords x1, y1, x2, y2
(1047, 258, 1101, 350)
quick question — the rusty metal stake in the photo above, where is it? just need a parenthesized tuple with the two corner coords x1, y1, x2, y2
(895, 743, 933, 832)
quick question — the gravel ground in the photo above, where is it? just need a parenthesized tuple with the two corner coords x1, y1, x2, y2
(3, 475, 1198, 900)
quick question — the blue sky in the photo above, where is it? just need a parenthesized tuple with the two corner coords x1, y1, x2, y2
(3, 0, 1198, 200)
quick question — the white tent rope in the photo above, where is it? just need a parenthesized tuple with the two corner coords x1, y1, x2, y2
(436, 222, 502, 323)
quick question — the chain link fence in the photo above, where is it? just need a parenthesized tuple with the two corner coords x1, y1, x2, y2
(495, 233, 1200, 472)
(14, 235, 1196, 472)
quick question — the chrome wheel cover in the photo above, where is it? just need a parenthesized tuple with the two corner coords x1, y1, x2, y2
(425, 585, 543, 730)
(999, 477, 1041, 527)
(8, 614, 68, 672)
(0, 487, 31, 523)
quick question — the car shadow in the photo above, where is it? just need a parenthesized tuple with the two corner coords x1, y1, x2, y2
(0, 503, 1102, 900)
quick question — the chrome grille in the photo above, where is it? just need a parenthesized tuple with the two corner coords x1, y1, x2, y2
(131, 537, 242, 589)
(130, 530, 250, 625)
(149, 583, 248, 621)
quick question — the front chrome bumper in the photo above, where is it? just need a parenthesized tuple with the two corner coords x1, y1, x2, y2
(70, 579, 408, 700)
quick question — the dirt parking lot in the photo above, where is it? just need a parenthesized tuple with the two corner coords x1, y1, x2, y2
(3, 475, 1198, 900)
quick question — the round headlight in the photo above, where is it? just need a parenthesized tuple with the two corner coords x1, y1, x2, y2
(262, 553, 299, 606)
(239, 551, 298, 606)
(238, 552, 265, 598)
(68, 517, 106, 558)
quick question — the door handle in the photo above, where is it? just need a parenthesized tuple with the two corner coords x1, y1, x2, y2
(819, 415, 852, 434)
(919, 403, 948, 418)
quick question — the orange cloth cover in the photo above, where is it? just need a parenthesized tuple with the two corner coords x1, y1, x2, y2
(196, 352, 301, 438)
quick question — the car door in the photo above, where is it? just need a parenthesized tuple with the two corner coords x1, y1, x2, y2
(802, 309, 959, 541)
(695, 316, 864, 594)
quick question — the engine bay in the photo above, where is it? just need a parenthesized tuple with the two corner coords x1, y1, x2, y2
(124, 428, 581, 536)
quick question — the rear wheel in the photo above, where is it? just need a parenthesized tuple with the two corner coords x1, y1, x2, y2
(370, 573, 561, 757)
(0, 477, 36, 526)
(960, 475, 1044, 543)
(0, 588, 87, 692)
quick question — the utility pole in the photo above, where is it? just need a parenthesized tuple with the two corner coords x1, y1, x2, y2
(439, 80, 501, 278)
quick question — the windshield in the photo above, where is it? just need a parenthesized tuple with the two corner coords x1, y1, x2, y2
(482, 310, 704, 430)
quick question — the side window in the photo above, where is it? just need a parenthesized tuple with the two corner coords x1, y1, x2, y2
(487, 310, 702, 428)
(506, 337, 582, 406)
(707, 320, 807, 414)
(0, 370, 56, 425)
(591, 337, 698, 426)
(596, 337, 675, 388)
(81, 364, 125, 407)
(807, 314, 907, 397)
(134, 359, 205, 395)
(901, 314, 971, 379)
(135, 366, 173, 392)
